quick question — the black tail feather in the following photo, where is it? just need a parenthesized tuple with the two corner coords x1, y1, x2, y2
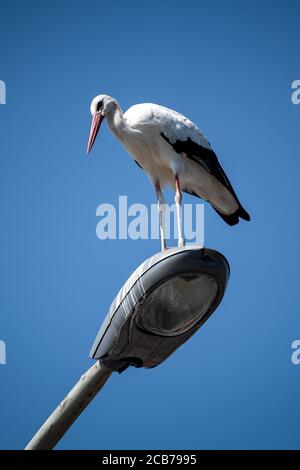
(238, 206, 250, 222)
(213, 205, 250, 226)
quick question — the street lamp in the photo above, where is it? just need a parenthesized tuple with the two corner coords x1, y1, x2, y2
(90, 246, 229, 371)
(25, 246, 229, 450)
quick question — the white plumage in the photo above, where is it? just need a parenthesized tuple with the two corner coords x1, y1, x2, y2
(87, 94, 250, 250)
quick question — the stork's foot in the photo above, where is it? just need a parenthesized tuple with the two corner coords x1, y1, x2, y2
(178, 238, 185, 247)
(161, 240, 167, 251)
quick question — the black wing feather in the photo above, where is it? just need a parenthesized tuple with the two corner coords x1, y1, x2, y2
(160, 132, 250, 225)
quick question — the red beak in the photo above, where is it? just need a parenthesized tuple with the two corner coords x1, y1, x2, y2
(87, 113, 104, 153)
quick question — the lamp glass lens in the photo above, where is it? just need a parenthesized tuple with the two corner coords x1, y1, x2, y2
(136, 273, 218, 336)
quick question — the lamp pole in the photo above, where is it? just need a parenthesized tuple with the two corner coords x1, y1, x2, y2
(25, 247, 229, 450)
(25, 361, 112, 450)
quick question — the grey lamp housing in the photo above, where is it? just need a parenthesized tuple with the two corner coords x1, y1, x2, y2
(90, 246, 230, 372)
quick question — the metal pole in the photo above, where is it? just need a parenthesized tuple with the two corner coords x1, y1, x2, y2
(25, 360, 112, 450)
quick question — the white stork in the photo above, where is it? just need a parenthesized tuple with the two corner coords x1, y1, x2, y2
(87, 94, 250, 250)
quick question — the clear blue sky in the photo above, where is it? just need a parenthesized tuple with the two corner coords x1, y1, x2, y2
(0, 0, 299, 450)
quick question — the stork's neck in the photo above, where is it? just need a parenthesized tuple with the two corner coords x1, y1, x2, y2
(106, 104, 130, 142)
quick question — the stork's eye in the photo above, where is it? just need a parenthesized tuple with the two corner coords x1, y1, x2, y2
(96, 100, 103, 112)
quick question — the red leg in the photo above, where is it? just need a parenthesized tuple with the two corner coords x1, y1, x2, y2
(175, 176, 184, 246)
(155, 182, 166, 251)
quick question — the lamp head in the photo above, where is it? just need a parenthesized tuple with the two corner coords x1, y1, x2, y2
(90, 246, 230, 372)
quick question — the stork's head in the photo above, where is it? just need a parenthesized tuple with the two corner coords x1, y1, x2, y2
(87, 94, 117, 153)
